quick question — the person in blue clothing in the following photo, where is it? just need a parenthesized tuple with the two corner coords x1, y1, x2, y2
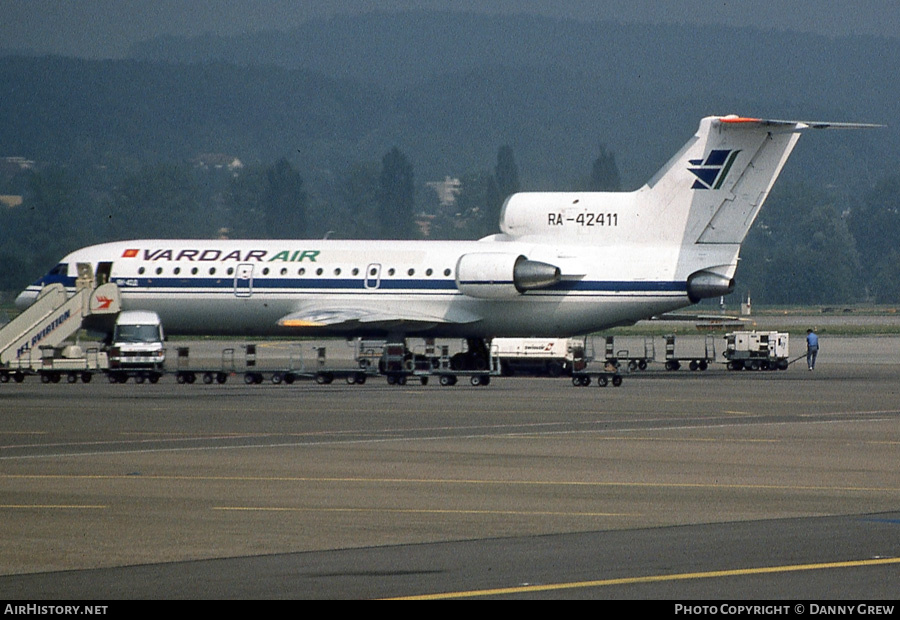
(806, 329, 819, 370)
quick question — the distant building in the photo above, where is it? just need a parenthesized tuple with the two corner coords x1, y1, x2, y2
(426, 176, 461, 207)
(0, 157, 36, 178)
(0, 195, 23, 208)
(192, 153, 244, 172)
(415, 213, 436, 237)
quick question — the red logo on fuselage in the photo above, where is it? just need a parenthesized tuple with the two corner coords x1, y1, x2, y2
(122, 249, 139, 258)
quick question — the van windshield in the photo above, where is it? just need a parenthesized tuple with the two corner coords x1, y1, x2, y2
(114, 325, 161, 343)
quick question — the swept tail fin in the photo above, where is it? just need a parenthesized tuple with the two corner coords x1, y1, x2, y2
(500, 115, 878, 249)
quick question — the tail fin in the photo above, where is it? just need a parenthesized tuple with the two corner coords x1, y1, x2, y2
(647, 116, 805, 246)
(498, 115, 877, 301)
(500, 116, 877, 249)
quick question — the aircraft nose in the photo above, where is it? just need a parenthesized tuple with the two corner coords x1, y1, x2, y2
(15, 289, 37, 310)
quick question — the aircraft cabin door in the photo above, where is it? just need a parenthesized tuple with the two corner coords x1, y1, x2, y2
(234, 263, 254, 297)
(95, 262, 113, 286)
(364, 263, 381, 290)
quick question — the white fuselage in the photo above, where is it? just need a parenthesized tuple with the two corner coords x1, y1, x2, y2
(18, 116, 837, 338)
(17, 237, 693, 338)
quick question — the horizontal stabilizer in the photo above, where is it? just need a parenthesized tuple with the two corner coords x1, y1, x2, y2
(716, 116, 883, 130)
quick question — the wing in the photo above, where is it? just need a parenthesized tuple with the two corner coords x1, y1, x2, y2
(277, 303, 480, 332)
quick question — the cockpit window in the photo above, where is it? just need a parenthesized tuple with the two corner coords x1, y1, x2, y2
(48, 263, 68, 276)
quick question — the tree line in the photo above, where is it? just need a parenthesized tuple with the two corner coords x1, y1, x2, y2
(1, 146, 898, 306)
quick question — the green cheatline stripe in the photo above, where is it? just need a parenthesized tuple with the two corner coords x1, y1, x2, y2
(713, 150, 742, 189)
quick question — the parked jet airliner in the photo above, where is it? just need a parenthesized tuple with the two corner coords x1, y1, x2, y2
(16, 116, 874, 346)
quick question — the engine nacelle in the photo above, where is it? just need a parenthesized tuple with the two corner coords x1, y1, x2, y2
(456, 253, 561, 299)
(686, 269, 735, 302)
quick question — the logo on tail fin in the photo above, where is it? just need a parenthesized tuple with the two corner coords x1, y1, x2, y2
(688, 149, 741, 190)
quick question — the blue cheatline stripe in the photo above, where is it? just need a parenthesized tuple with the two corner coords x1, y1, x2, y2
(34, 276, 688, 295)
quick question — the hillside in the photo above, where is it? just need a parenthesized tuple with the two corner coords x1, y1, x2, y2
(0, 11, 894, 191)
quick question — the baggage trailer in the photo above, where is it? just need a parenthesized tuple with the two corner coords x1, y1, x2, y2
(425, 344, 499, 387)
(173, 343, 373, 385)
(380, 340, 499, 386)
(1, 342, 109, 384)
(571, 342, 624, 387)
(570, 369, 623, 388)
(723, 331, 790, 371)
(664, 334, 717, 371)
(603, 335, 655, 371)
(37, 344, 108, 383)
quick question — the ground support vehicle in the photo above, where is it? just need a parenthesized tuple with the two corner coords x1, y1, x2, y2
(603, 335, 655, 371)
(723, 331, 790, 371)
(492, 337, 589, 377)
(0, 273, 120, 382)
(663, 334, 718, 371)
(106, 310, 166, 383)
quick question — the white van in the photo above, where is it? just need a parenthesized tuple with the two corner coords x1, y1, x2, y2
(107, 310, 166, 382)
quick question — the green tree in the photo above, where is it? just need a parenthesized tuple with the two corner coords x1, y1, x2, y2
(264, 159, 307, 238)
(226, 160, 308, 239)
(0, 169, 87, 290)
(377, 147, 415, 239)
(590, 145, 621, 191)
(848, 174, 900, 302)
(736, 184, 862, 305)
(103, 165, 204, 240)
(494, 145, 520, 199)
(330, 161, 381, 239)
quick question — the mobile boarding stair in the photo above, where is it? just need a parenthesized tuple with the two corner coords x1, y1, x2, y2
(0, 267, 121, 382)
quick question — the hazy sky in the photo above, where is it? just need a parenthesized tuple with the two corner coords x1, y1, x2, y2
(3, 0, 899, 58)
